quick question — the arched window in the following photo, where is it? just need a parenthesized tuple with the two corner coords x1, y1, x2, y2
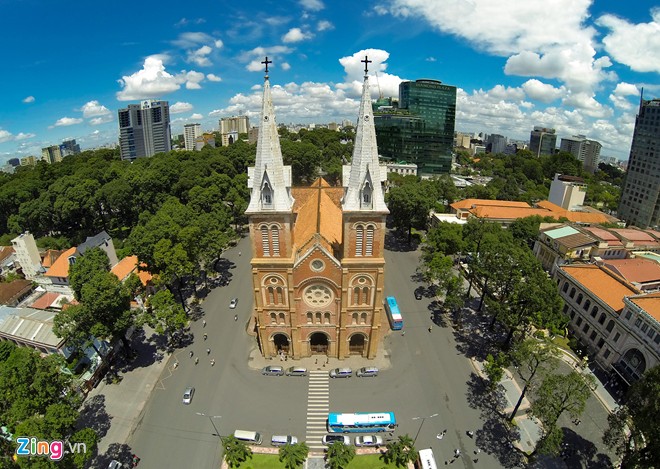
(583, 299, 591, 311)
(352, 313, 358, 325)
(279, 313, 285, 324)
(606, 320, 615, 333)
(353, 287, 360, 305)
(362, 181, 372, 207)
(576, 294, 583, 305)
(270, 313, 277, 324)
(315, 312, 322, 324)
(268, 287, 275, 304)
(599, 313, 606, 325)
(306, 312, 313, 324)
(261, 225, 270, 256)
(360, 313, 367, 324)
(362, 286, 370, 304)
(365, 226, 374, 256)
(591, 306, 599, 318)
(324, 312, 330, 324)
(569, 288, 576, 299)
(262, 182, 272, 206)
(356, 226, 364, 257)
(276, 287, 283, 305)
(271, 227, 280, 256)
(562, 283, 569, 293)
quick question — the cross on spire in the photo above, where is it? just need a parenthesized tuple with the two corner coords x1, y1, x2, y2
(361, 55, 372, 76)
(262, 56, 273, 75)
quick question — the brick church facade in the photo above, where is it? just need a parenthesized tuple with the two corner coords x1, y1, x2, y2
(246, 59, 388, 359)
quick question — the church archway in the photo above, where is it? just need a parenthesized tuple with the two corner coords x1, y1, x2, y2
(273, 333, 290, 354)
(348, 333, 367, 355)
(309, 332, 329, 354)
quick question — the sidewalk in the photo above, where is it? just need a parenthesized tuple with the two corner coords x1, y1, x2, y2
(81, 326, 170, 456)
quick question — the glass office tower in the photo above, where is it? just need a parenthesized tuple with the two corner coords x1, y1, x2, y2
(374, 79, 456, 175)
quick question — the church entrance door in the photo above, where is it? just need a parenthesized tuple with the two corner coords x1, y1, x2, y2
(273, 333, 290, 354)
(310, 332, 329, 354)
(349, 334, 366, 355)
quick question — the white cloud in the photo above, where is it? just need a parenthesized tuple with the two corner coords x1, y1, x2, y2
(247, 60, 264, 72)
(14, 132, 36, 140)
(597, 9, 660, 73)
(22, 96, 35, 103)
(214, 39, 223, 48)
(170, 102, 194, 114)
(242, 46, 294, 72)
(381, 0, 614, 97)
(521, 79, 564, 103)
(425, 56, 437, 62)
(116, 56, 181, 100)
(172, 32, 217, 49)
(282, 27, 312, 43)
(206, 73, 222, 82)
(53, 117, 83, 127)
(562, 92, 613, 118)
(336, 49, 404, 98)
(299, 0, 324, 11)
(80, 100, 111, 118)
(116, 56, 206, 100)
(90, 116, 113, 125)
(317, 20, 333, 31)
(281, 62, 291, 71)
(190, 113, 203, 119)
(0, 130, 14, 143)
(187, 45, 213, 67)
(609, 82, 640, 110)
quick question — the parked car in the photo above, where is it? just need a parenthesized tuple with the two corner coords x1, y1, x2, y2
(229, 298, 238, 309)
(271, 435, 298, 446)
(182, 386, 195, 405)
(356, 366, 379, 377)
(322, 434, 351, 445)
(329, 367, 353, 378)
(261, 366, 284, 376)
(355, 435, 383, 447)
(108, 461, 122, 469)
(285, 367, 308, 377)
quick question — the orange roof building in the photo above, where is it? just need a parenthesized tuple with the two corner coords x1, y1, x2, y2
(44, 247, 77, 283)
(111, 255, 153, 287)
(555, 263, 659, 384)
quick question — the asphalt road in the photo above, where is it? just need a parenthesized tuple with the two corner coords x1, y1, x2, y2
(129, 236, 499, 468)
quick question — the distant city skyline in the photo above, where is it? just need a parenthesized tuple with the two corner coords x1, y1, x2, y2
(1, 0, 658, 165)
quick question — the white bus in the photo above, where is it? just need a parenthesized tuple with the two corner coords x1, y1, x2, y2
(417, 448, 438, 469)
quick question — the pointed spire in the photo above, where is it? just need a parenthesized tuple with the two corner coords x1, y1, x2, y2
(246, 58, 294, 214)
(342, 65, 388, 213)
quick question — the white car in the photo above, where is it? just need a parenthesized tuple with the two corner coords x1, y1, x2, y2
(355, 435, 383, 447)
(329, 367, 353, 378)
(229, 298, 238, 309)
(182, 386, 195, 405)
(322, 434, 351, 445)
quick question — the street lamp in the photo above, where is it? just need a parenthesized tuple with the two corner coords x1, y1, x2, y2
(411, 413, 439, 444)
(196, 412, 222, 439)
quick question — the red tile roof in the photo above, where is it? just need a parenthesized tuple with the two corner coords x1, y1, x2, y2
(560, 264, 640, 313)
(629, 292, 660, 322)
(0, 246, 14, 263)
(582, 227, 623, 246)
(0, 280, 33, 305)
(602, 258, 660, 285)
(30, 292, 63, 310)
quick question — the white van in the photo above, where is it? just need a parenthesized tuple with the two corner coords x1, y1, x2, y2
(271, 435, 298, 446)
(233, 430, 263, 445)
(418, 448, 438, 469)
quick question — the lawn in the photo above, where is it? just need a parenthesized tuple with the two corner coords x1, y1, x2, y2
(233, 453, 401, 469)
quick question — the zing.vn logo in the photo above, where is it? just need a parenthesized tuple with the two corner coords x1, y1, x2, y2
(15, 437, 87, 461)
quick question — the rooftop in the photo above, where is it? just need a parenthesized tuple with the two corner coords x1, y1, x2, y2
(0, 280, 33, 305)
(629, 292, 660, 323)
(44, 247, 77, 279)
(0, 306, 64, 349)
(601, 258, 660, 285)
(560, 264, 640, 313)
(111, 255, 153, 286)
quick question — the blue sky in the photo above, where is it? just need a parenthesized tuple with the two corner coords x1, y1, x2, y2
(1, 0, 658, 165)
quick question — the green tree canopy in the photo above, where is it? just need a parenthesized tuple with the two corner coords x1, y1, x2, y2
(68, 247, 111, 301)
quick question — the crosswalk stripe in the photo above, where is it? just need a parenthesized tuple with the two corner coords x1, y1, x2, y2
(305, 371, 330, 449)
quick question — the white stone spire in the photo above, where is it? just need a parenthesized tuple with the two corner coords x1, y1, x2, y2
(342, 64, 388, 213)
(246, 60, 293, 214)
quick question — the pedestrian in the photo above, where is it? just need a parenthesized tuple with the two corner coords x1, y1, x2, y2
(203, 320, 206, 327)
(203, 333, 207, 340)
(206, 348, 210, 355)
(189, 351, 193, 358)
(402, 330, 406, 336)
(239, 251, 241, 256)
(475, 448, 481, 455)
(210, 359, 215, 366)
(428, 326, 433, 333)
(467, 430, 474, 438)
(454, 448, 460, 458)
(437, 433, 444, 440)
(195, 357, 199, 365)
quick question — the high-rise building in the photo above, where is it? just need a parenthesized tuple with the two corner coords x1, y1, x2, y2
(20, 156, 37, 166)
(41, 145, 62, 164)
(195, 133, 216, 150)
(184, 123, 201, 151)
(375, 79, 457, 175)
(529, 127, 557, 157)
(118, 100, 171, 161)
(11, 232, 43, 279)
(618, 97, 660, 229)
(219, 116, 249, 146)
(548, 174, 587, 210)
(487, 134, 507, 154)
(60, 139, 81, 157)
(560, 135, 602, 173)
